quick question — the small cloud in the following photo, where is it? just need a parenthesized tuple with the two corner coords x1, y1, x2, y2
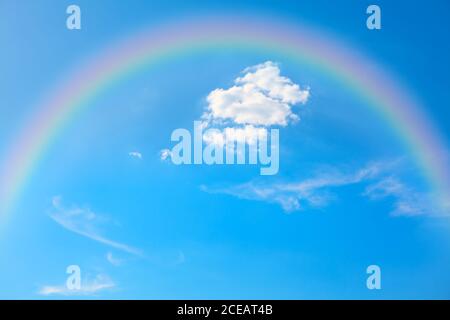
(106, 252, 122, 266)
(159, 148, 172, 161)
(38, 274, 115, 296)
(363, 177, 434, 216)
(50, 196, 143, 256)
(129, 151, 142, 159)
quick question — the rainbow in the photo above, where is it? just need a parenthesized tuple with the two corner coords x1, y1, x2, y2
(0, 15, 448, 218)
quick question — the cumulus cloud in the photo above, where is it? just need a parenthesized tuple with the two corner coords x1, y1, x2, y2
(203, 61, 309, 127)
(38, 274, 114, 296)
(50, 197, 143, 256)
(160, 61, 309, 159)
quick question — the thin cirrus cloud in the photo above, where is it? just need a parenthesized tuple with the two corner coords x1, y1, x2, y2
(50, 196, 143, 256)
(38, 273, 115, 296)
(363, 177, 439, 216)
(202, 160, 442, 216)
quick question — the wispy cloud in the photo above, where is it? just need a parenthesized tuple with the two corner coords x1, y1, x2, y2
(106, 251, 123, 266)
(38, 274, 114, 296)
(363, 177, 439, 216)
(50, 197, 143, 256)
(202, 160, 446, 216)
(202, 162, 385, 212)
(129, 151, 142, 159)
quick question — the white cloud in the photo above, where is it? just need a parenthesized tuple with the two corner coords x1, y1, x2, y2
(175, 251, 185, 265)
(129, 151, 142, 159)
(203, 61, 309, 127)
(160, 61, 309, 158)
(38, 274, 114, 296)
(201, 160, 448, 216)
(202, 162, 384, 212)
(364, 177, 433, 216)
(50, 196, 143, 256)
(159, 148, 172, 161)
(106, 252, 122, 266)
(202, 124, 268, 148)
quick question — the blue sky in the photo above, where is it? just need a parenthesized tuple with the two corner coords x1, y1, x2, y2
(0, 0, 450, 299)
